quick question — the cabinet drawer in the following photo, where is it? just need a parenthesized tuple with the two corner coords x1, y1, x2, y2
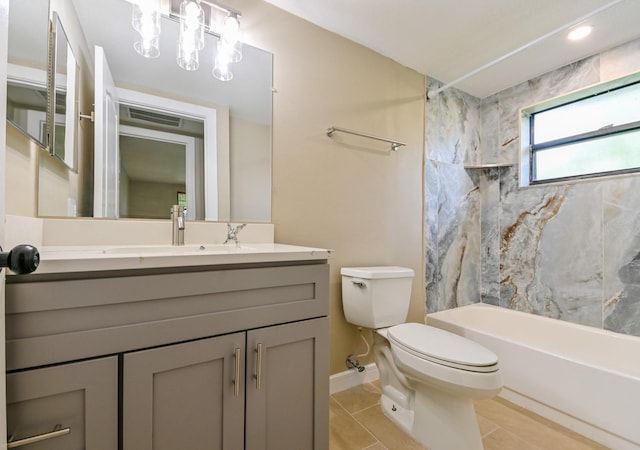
(7, 263, 329, 370)
(7, 356, 118, 450)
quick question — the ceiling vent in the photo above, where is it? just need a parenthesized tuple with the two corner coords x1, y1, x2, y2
(127, 107, 183, 128)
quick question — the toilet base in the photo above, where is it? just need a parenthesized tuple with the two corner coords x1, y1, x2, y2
(380, 394, 414, 436)
(381, 383, 484, 450)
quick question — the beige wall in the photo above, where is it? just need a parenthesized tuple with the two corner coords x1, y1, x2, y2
(6, 125, 38, 217)
(38, 151, 78, 217)
(126, 180, 185, 219)
(230, 117, 271, 221)
(237, 0, 426, 374)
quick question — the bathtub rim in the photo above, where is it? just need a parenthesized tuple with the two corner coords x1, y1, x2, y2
(427, 303, 640, 381)
(427, 302, 640, 450)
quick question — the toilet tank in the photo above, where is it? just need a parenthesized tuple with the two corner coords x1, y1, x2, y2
(341, 266, 414, 329)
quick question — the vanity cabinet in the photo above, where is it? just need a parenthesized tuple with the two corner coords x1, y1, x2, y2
(122, 317, 328, 450)
(6, 261, 330, 450)
(6, 356, 118, 449)
(245, 318, 329, 450)
(123, 333, 246, 450)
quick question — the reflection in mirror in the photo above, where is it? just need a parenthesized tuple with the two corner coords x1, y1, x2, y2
(39, 0, 273, 222)
(6, 0, 50, 148)
(119, 106, 205, 221)
(51, 12, 79, 170)
(92, 80, 222, 221)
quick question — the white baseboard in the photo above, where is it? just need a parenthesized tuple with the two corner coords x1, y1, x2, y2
(329, 363, 379, 394)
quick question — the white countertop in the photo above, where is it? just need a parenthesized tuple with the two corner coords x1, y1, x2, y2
(19, 243, 332, 275)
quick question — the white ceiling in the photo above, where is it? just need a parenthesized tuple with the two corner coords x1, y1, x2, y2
(264, 0, 640, 98)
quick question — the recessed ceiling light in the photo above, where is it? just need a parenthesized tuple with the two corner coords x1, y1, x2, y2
(568, 25, 593, 41)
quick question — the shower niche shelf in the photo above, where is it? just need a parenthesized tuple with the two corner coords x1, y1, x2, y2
(463, 162, 515, 169)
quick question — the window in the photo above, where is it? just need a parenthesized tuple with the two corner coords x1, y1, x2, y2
(521, 74, 640, 185)
(177, 192, 187, 207)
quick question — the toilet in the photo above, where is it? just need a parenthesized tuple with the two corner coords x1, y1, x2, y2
(341, 266, 502, 450)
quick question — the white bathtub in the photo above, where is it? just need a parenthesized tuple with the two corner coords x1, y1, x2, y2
(427, 303, 640, 450)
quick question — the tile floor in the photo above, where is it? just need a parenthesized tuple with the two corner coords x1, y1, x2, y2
(329, 382, 608, 450)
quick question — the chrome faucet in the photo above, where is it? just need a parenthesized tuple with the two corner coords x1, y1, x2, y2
(224, 223, 246, 246)
(170, 205, 186, 246)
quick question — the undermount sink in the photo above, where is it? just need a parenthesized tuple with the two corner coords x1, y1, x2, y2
(101, 244, 257, 255)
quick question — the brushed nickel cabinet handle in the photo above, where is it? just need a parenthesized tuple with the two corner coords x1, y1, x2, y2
(255, 343, 263, 390)
(233, 347, 241, 397)
(8, 424, 70, 448)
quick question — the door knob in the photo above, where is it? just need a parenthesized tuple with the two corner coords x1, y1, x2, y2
(0, 244, 40, 274)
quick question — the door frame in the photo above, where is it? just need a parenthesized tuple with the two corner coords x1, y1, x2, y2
(1, 0, 11, 446)
(115, 87, 228, 221)
(93, 45, 119, 218)
(119, 124, 198, 220)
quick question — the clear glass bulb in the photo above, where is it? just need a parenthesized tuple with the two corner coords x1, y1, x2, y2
(134, 34, 160, 58)
(177, 0, 204, 70)
(219, 13, 242, 63)
(213, 43, 233, 81)
(179, 0, 204, 50)
(177, 36, 199, 70)
(132, 0, 161, 34)
(132, 0, 161, 58)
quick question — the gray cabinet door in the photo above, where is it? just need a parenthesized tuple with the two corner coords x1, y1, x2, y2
(245, 317, 329, 450)
(6, 356, 118, 450)
(122, 332, 245, 450)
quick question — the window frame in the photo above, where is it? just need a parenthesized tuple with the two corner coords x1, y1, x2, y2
(520, 72, 640, 186)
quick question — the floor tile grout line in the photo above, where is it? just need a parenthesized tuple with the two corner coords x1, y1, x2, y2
(481, 426, 500, 441)
(332, 398, 382, 417)
(349, 403, 405, 449)
(330, 386, 382, 415)
(476, 414, 500, 439)
(483, 422, 547, 450)
(330, 395, 384, 448)
(362, 442, 387, 450)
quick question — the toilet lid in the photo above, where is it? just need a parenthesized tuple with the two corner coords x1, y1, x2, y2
(387, 323, 498, 372)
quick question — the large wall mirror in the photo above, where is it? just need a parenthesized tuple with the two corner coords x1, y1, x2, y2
(7, 0, 273, 223)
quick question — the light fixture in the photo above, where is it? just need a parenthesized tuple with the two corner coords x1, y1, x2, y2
(130, 0, 243, 81)
(568, 25, 593, 41)
(132, 0, 161, 58)
(177, 0, 205, 70)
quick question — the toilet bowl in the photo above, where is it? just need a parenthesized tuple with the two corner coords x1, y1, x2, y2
(341, 266, 502, 450)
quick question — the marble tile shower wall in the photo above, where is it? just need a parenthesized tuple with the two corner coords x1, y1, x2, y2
(425, 39, 640, 336)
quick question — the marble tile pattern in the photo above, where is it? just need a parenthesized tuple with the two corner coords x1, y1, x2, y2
(425, 38, 640, 337)
(329, 382, 606, 449)
(426, 79, 483, 313)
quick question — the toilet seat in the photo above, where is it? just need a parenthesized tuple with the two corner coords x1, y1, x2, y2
(387, 323, 498, 373)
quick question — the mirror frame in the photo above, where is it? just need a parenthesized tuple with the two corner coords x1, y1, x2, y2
(45, 12, 55, 155)
(48, 11, 78, 171)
